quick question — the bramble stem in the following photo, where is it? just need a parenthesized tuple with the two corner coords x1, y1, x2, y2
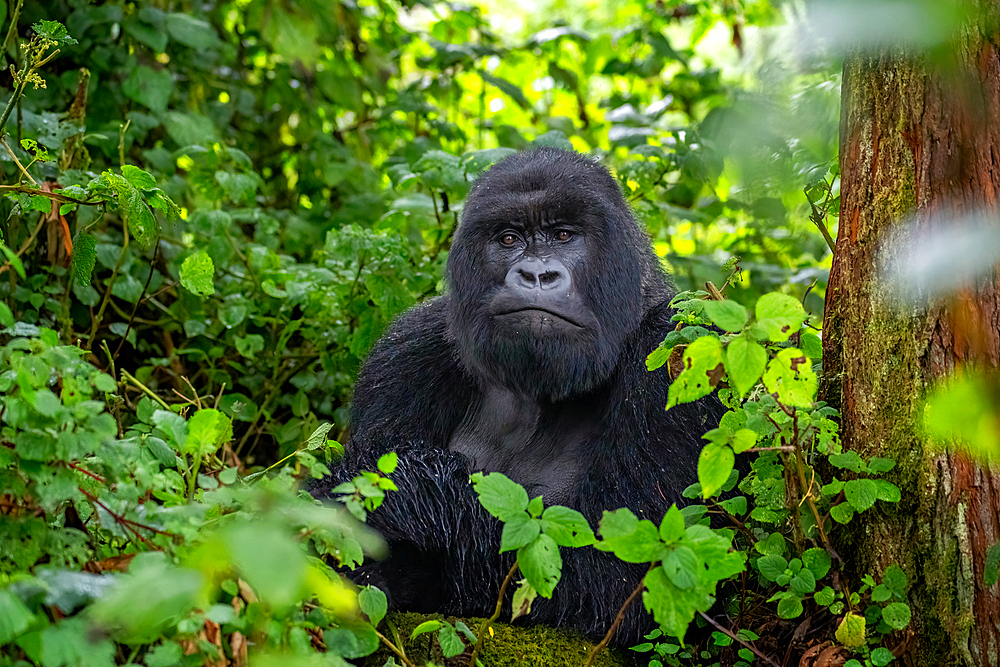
(582, 564, 652, 667)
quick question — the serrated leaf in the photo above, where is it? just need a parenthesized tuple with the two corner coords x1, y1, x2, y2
(121, 164, 157, 190)
(662, 546, 700, 590)
(698, 442, 734, 499)
(539, 506, 594, 547)
(511, 579, 537, 621)
(306, 423, 334, 450)
(471, 472, 529, 521)
(377, 452, 398, 474)
(776, 594, 804, 618)
(835, 612, 866, 648)
(518, 534, 561, 598)
(186, 408, 232, 456)
(762, 348, 816, 408)
(844, 479, 879, 512)
(873, 479, 901, 502)
(180, 250, 215, 296)
(105, 171, 158, 249)
(70, 233, 97, 286)
(881, 602, 911, 630)
(830, 502, 855, 524)
(703, 300, 748, 332)
(438, 623, 465, 658)
(667, 336, 724, 409)
(726, 333, 767, 396)
(802, 548, 832, 579)
(757, 555, 788, 581)
(659, 505, 685, 543)
(501, 515, 541, 553)
(755, 293, 807, 343)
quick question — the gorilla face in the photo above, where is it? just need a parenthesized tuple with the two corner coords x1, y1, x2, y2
(447, 148, 667, 401)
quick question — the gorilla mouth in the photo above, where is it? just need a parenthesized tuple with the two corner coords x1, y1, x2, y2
(495, 308, 584, 328)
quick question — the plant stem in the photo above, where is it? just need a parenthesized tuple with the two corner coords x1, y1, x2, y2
(698, 612, 780, 667)
(87, 223, 129, 347)
(468, 560, 519, 667)
(582, 564, 652, 667)
(375, 629, 416, 667)
(1, 0, 23, 53)
(188, 453, 202, 501)
(120, 368, 171, 410)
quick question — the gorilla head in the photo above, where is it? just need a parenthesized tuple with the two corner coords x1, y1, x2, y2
(447, 148, 671, 401)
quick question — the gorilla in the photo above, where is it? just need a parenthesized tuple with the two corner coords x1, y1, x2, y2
(311, 148, 723, 645)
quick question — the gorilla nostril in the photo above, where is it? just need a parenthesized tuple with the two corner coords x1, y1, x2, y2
(517, 269, 537, 286)
(539, 271, 562, 286)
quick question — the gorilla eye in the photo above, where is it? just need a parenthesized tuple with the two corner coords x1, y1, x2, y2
(554, 229, 573, 242)
(499, 232, 520, 247)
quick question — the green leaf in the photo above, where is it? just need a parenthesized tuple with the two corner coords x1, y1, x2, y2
(873, 479, 901, 502)
(478, 70, 530, 109)
(471, 472, 529, 521)
(844, 479, 879, 512)
(0, 589, 35, 644)
(438, 623, 465, 658)
(757, 555, 787, 581)
(881, 602, 911, 630)
(0, 302, 13, 328)
(518, 534, 561, 598)
(185, 408, 232, 457)
(180, 251, 215, 296)
(662, 545, 701, 590)
(659, 505, 685, 544)
(32, 19, 78, 45)
(667, 336, 724, 409)
(501, 515, 541, 553)
(776, 594, 803, 618)
(801, 331, 823, 358)
(755, 293, 807, 343)
(105, 171, 158, 249)
(122, 65, 173, 114)
(802, 548, 832, 579)
(703, 300, 748, 332)
(166, 13, 221, 49)
(70, 233, 97, 286)
(121, 165, 156, 190)
(697, 442, 734, 499)
(829, 451, 865, 472)
(762, 348, 816, 408)
(411, 620, 442, 638)
(642, 565, 702, 643)
(359, 586, 387, 627)
(539, 506, 595, 547)
(790, 569, 816, 594)
(835, 612, 866, 648)
(726, 333, 767, 396)
(815, 586, 835, 606)
(830, 503, 855, 524)
(597, 511, 666, 563)
(526, 495, 544, 518)
(226, 522, 306, 613)
(377, 452, 398, 474)
(0, 241, 26, 279)
(871, 647, 895, 667)
(306, 423, 334, 450)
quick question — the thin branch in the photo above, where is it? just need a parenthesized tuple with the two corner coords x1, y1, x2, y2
(582, 564, 652, 667)
(1, 136, 37, 185)
(375, 629, 417, 667)
(112, 244, 160, 359)
(120, 368, 171, 410)
(468, 560, 519, 667)
(698, 612, 781, 667)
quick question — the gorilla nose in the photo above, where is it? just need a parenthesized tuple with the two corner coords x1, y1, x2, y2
(507, 257, 570, 292)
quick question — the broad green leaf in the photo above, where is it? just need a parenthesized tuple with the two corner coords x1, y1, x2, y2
(828, 451, 864, 472)
(698, 442, 735, 499)
(830, 503, 855, 524)
(180, 251, 215, 296)
(70, 233, 97, 286)
(121, 165, 156, 190)
(306, 423, 334, 450)
(501, 515, 541, 553)
(122, 65, 173, 114)
(844, 479, 878, 512)
(478, 70, 530, 109)
(540, 506, 595, 547)
(815, 586, 836, 606)
(659, 505, 685, 544)
(471, 472, 529, 521)
(0, 589, 35, 644)
(324, 627, 379, 659)
(0, 241, 26, 279)
(0, 302, 13, 328)
(726, 333, 767, 396)
(518, 534, 561, 598)
(643, 565, 703, 643)
(166, 13, 221, 49)
(871, 647, 895, 667)
(185, 408, 232, 457)
(438, 623, 465, 658)
(226, 522, 306, 613)
(835, 612, 866, 648)
(776, 594, 804, 619)
(873, 479, 901, 502)
(359, 586, 387, 627)
(881, 602, 911, 629)
(32, 20, 78, 45)
(755, 293, 807, 343)
(105, 172, 158, 249)
(790, 569, 816, 594)
(802, 548, 832, 579)
(762, 348, 817, 408)
(411, 620, 442, 638)
(667, 336, 724, 409)
(757, 555, 787, 581)
(801, 331, 823, 358)
(597, 510, 666, 563)
(662, 545, 701, 590)
(703, 300, 748, 332)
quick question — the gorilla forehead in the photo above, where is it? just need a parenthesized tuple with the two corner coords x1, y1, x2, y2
(463, 148, 625, 230)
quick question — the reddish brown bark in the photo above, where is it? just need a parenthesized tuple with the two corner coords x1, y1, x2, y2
(823, 16, 1000, 667)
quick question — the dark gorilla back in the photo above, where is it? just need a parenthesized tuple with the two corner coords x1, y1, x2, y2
(310, 148, 723, 645)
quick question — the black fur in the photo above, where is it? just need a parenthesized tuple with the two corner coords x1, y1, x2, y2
(310, 148, 723, 645)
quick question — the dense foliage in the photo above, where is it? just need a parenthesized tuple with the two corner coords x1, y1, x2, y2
(0, 1, 924, 666)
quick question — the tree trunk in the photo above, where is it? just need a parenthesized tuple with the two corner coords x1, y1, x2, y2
(822, 12, 1000, 667)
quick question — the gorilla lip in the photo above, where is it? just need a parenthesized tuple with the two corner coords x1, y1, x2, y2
(494, 307, 584, 328)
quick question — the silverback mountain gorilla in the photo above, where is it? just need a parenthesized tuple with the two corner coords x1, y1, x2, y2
(311, 148, 723, 645)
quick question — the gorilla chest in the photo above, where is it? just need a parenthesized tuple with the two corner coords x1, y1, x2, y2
(448, 387, 602, 505)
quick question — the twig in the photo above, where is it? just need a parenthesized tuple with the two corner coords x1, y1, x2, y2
(65, 460, 106, 483)
(120, 368, 171, 410)
(468, 560, 519, 667)
(87, 223, 128, 347)
(1, 136, 37, 185)
(77, 486, 175, 546)
(698, 612, 781, 667)
(113, 243, 159, 358)
(582, 564, 652, 667)
(1, 0, 23, 53)
(375, 629, 417, 667)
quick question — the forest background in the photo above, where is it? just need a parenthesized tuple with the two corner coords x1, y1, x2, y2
(3, 1, 996, 666)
